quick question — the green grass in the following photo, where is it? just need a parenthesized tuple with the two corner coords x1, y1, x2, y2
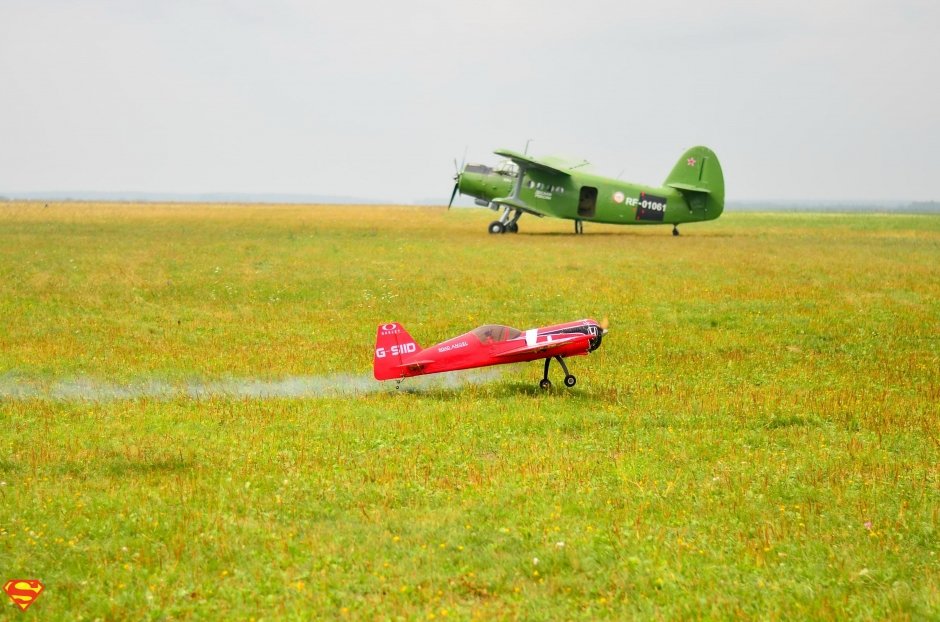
(1, 203, 938, 619)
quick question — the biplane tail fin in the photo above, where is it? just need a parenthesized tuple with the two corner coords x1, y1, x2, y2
(373, 323, 421, 380)
(664, 146, 725, 218)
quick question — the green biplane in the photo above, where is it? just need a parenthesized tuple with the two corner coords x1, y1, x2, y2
(448, 146, 724, 235)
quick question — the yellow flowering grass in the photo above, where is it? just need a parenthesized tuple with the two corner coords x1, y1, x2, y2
(0, 202, 937, 619)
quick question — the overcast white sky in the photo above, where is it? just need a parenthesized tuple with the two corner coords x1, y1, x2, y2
(1, 0, 938, 202)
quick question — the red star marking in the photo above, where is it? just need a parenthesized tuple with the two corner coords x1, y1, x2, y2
(687, 157, 696, 167)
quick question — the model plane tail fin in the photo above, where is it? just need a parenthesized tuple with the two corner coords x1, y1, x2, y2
(664, 146, 725, 218)
(373, 323, 421, 380)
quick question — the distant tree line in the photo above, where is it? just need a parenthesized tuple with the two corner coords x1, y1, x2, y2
(729, 201, 940, 214)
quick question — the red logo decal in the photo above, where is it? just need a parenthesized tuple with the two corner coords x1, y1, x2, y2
(687, 157, 696, 167)
(4, 579, 45, 612)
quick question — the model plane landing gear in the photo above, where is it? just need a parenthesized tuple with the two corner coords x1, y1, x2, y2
(541, 355, 576, 390)
(672, 225, 679, 237)
(489, 221, 505, 234)
(506, 222, 518, 233)
(574, 219, 584, 234)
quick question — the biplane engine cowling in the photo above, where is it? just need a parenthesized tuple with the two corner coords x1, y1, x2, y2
(458, 164, 515, 206)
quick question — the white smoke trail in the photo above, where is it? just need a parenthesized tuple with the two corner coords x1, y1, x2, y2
(0, 369, 502, 402)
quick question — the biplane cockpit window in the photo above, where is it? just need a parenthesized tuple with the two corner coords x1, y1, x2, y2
(495, 160, 519, 177)
(471, 324, 522, 344)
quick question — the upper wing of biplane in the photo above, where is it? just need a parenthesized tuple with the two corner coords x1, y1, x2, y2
(493, 149, 572, 177)
(490, 149, 583, 216)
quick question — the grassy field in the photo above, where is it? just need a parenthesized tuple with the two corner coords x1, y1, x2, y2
(0, 202, 937, 620)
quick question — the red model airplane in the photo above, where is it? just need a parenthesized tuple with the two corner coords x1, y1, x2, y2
(373, 318, 607, 389)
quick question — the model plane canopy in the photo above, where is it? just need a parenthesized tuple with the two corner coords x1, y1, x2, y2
(470, 324, 522, 344)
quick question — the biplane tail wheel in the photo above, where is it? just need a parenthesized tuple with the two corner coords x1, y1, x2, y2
(488, 221, 506, 234)
(672, 225, 679, 237)
(507, 222, 518, 233)
(539, 379, 552, 390)
(564, 375, 577, 388)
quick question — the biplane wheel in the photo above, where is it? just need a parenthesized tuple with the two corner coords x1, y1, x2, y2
(564, 375, 577, 388)
(488, 221, 506, 234)
(507, 222, 518, 233)
(539, 379, 552, 390)
(672, 225, 680, 237)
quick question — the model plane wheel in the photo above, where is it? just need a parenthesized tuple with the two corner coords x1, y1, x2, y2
(564, 375, 577, 388)
(539, 379, 552, 390)
(672, 225, 679, 237)
(507, 222, 518, 233)
(488, 221, 506, 234)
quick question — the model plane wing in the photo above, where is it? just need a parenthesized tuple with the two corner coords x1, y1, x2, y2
(493, 336, 580, 358)
(493, 149, 571, 177)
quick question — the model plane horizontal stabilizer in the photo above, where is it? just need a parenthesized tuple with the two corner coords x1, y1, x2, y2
(397, 360, 434, 371)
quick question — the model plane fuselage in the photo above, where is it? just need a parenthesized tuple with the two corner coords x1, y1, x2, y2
(373, 319, 605, 389)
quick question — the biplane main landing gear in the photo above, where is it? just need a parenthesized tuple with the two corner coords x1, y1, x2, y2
(540, 355, 576, 390)
(489, 206, 522, 234)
